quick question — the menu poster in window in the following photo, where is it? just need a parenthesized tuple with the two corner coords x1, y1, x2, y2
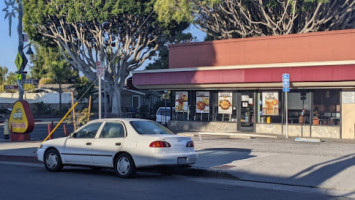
(175, 91, 188, 112)
(196, 92, 210, 113)
(218, 92, 233, 114)
(262, 92, 279, 115)
(342, 91, 355, 104)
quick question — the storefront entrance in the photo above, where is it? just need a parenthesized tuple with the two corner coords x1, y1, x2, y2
(237, 92, 255, 132)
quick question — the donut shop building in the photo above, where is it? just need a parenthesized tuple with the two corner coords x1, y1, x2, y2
(133, 29, 355, 140)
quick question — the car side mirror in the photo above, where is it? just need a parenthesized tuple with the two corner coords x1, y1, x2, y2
(70, 132, 76, 138)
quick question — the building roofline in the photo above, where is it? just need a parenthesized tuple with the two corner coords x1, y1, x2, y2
(133, 60, 355, 74)
(169, 29, 355, 48)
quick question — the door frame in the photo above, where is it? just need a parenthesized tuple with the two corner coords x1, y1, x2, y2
(237, 91, 256, 133)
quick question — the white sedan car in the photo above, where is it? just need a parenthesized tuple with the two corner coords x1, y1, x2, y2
(37, 118, 197, 178)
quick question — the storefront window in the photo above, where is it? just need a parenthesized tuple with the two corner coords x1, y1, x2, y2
(313, 90, 340, 126)
(194, 91, 210, 121)
(173, 91, 190, 121)
(258, 91, 282, 123)
(287, 90, 311, 125)
(172, 90, 238, 122)
(210, 91, 237, 122)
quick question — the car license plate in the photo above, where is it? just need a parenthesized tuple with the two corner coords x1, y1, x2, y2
(177, 157, 187, 165)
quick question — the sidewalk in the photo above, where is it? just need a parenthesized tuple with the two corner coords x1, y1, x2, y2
(1, 133, 355, 196)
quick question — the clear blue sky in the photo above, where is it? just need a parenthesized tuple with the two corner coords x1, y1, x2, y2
(0, 0, 20, 73)
(0, 1, 206, 73)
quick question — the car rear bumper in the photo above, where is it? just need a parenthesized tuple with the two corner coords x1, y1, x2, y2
(144, 152, 198, 167)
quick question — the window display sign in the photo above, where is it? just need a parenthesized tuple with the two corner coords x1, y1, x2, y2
(262, 92, 279, 115)
(342, 91, 355, 104)
(218, 92, 233, 114)
(196, 92, 210, 113)
(175, 91, 188, 112)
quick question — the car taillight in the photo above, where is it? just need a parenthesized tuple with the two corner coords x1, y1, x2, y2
(186, 141, 194, 147)
(149, 141, 171, 148)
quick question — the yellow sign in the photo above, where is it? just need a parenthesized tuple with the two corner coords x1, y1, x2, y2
(15, 52, 23, 71)
(16, 74, 22, 80)
(9, 101, 34, 134)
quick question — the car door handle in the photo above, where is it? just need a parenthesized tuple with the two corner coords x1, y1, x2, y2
(115, 142, 121, 146)
(86, 142, 92, 146)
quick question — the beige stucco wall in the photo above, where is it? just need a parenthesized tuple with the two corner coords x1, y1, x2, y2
(256, 124, 282, 135)
(342, 91, 355, 139)
(283, 125, 311, 137)
(168, 120, 237, 133)
(256, 124, 311, 137)
(311, 126, 340, 139)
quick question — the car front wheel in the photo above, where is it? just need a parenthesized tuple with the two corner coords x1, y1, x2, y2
(44, 149, 63, 172)
(115, 153, 136, 178)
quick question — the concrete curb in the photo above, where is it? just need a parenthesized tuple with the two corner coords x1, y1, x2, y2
(174, 167, 239, 180)
(177, 132, 279, 140)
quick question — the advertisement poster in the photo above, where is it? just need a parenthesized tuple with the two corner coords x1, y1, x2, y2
(262, 92, 279, 115)
(196, 92, 210, 113)
(218, 92, 233, 114)
(175, 91, 188, 112)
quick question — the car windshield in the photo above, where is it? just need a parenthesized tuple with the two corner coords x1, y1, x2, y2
(157, 109, 171, 116)
(130, 121, 174, 135)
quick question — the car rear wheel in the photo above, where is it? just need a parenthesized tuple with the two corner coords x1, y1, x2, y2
(115, 153, 136, 178)
(44, 149, 63, 172)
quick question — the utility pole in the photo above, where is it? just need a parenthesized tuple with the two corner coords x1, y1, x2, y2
(3, 0, 33, 100)
(17, 0, 25, 100)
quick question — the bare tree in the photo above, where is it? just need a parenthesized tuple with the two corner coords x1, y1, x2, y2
(24, 1, 175, 116)
(195, 0, 355, 39)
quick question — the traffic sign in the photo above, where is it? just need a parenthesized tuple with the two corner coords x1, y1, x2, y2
(24, 79, 39, 84)
(4, 85, 19, 90)
(14, 51, 28, 71)
(16, 74, 22, 80)
(282, 73, 290, 92)
(15, 52, 22, 70)
(96, 61, 105, 77)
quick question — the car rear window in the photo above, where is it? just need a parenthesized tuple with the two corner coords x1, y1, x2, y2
(130, 121, 174, 135)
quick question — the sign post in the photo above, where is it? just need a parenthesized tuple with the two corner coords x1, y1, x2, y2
(97, 61, 105, 119)
(282, 73, 290, 139)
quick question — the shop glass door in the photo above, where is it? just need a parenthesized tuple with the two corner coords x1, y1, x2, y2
(238, 92, 255, 132)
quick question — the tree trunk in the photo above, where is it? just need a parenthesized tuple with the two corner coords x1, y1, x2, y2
(111, 85, 122, 117)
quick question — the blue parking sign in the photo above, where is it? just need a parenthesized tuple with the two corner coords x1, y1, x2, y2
(282, 73, 290, 92)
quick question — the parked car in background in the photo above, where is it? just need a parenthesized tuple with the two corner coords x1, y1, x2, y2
(156, 107, 171, 125)
(37, 118, 197, 178)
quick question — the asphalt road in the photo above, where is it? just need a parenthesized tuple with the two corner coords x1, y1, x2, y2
(0, 162, 340, 200)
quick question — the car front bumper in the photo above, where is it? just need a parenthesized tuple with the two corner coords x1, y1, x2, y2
(37, 148, 45, 162)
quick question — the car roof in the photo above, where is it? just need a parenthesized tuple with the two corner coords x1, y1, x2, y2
(88, 118, 151, 124)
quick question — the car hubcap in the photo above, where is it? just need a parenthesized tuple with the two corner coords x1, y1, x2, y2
(46, 153, 58, 169)
(117, 157, 130, 175)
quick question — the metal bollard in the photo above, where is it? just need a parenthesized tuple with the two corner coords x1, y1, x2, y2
(3, 119, 9, 139)
(63, 124, 68, 136)
(47, 123, 53, 140)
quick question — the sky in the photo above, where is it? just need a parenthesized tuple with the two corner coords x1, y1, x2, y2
(0, 1, 206, 74)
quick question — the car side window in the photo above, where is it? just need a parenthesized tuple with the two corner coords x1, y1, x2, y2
(100, 122, 125, 138)
(74, 122, 102, 138)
